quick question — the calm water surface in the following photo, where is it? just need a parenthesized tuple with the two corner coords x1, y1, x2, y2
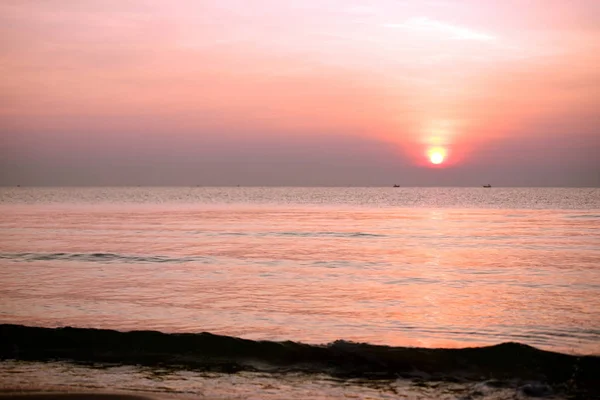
(1, 187, 599, 355)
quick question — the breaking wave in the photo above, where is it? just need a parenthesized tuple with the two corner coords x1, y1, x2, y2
(1, 324, 598, 397)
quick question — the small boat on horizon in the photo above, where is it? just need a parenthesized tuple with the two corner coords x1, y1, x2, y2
(393, 184, 400, 188)
(483, 184, 492, 188)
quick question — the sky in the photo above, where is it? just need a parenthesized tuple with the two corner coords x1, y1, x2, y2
(1, 0, 599, 186)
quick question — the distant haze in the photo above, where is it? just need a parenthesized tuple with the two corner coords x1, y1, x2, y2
(1, 0, 599, 186)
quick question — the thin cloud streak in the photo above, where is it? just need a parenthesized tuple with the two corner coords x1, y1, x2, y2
(384, 17, 497, 42)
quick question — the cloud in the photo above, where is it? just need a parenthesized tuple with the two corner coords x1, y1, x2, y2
(384, 17, 496, 42)
(345, 5, 379, 15)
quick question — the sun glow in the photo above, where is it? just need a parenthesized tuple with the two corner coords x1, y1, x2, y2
(428, 147, 446, 165)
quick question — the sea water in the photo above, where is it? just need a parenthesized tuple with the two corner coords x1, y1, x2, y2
(1, 187, 599, 399)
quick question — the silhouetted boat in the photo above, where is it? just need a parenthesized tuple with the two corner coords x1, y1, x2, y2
(483, 184, 492, 188)
(393, 184, 400, 188)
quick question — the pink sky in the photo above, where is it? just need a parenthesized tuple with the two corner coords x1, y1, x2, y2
(1, 0, 598, 186)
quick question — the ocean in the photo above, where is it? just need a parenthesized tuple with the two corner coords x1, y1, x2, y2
(1, 187, 599, 399)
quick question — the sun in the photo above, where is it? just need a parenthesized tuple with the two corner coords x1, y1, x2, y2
(427, 147, 446, 165)
(430, 152, 444, 164)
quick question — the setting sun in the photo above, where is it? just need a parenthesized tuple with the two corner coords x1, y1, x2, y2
(430, 152, 444, 164)
(428, 147, 446, 165)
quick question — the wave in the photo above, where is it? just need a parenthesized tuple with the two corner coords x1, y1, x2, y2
(1, 324, 599, 397)
(215, 231, 385, 238)
(0, 252, 378, 268)
(564, 214, 600, 219)
(268, 231, 384, 238)
(0, 252, 214, 264)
